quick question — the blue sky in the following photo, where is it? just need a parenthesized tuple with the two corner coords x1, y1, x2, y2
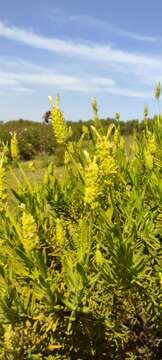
(0, 0, 162, 121)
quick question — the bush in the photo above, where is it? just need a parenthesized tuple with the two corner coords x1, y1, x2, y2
(0, 120, 57, 161)
(0, 116, 157, 163)
(0, 95, 161, 359)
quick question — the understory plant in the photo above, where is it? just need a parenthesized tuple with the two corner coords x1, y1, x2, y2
(0, 87, 161, 359)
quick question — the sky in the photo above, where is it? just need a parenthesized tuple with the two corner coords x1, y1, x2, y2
(0, 0, 162, 121)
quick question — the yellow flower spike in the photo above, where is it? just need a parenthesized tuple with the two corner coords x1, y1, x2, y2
(155, 82, 161, 100)
(0, 142, 9, 165)
(84, 157, 99, 208)
(96, 136, 117, 179)
(22, 211, 39, 253)
(96, 137, 109, 162)
(114, 127, 120, 145)
(91, 98, 100, 127)
(10, 132, 20, 161)
(56, 218, 65, 246)
(91, 98, 98, 115)
(4, 325, 15, 351)
(51, 98, 71, 144)
(95, 244, 104, 267)
(144, 150, 153, 171)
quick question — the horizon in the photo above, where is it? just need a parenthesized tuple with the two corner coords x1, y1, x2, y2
(0, 0, 162, 121)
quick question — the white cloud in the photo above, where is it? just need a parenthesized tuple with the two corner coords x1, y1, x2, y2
(0, 22, 158, 102)
(0, 76, 19, 86)
(0, 70, 115, 91)
(50, 12, 158, 43)
(0, 21, 160, 69)
(0, 68, 152, 98)
(12, 86, 36, 93)
(66, 15, 158, 43)
(105, 86, 152, 98)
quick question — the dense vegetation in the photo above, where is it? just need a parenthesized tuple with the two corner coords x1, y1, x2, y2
(0, 114, 155, 162)
(0, 90, 161, 359)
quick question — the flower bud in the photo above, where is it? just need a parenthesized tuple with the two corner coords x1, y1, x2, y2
(144, 105, 148, 118)
(115, 112, 120, 122)
(155, 82, 161, 100)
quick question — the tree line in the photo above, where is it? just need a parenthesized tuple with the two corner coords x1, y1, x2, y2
(0, 116, 155, 161)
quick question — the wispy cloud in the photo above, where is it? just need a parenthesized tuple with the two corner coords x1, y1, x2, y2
(0, 21, 160, 69)
(0, 22, 158, 105)
(51, 11, 158, 43)
(0, 69, 115, 92)
(11, 86, 36, 93)
(105, 86, 152, 98)
(0, 67, 152, 99)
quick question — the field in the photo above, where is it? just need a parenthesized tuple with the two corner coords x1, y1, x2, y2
(0, 94, 161, 359)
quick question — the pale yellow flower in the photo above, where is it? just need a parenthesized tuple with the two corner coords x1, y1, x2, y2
(155, 82, 161, 100)
(22, 211, 39, 252)
(96, 137, 117, 179)
(84, 157, 99, 208)
(56, 218, 65, 246)
(10, 132, 20, 161)
(4, 325, 15, 350)
(144, 150, 153, 171)
(51, 98, 71, 144)
(95, 244, 104, 266)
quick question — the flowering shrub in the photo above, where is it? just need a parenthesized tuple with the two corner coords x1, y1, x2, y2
(0, 87, 161, 359)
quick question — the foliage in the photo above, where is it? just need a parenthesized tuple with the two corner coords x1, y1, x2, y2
(0, 120, 57, 160)
(0, 114, 157, 163)
(0, 89, 162, 359)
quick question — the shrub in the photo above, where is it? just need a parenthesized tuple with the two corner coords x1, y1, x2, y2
(0, 90, 161, 359)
